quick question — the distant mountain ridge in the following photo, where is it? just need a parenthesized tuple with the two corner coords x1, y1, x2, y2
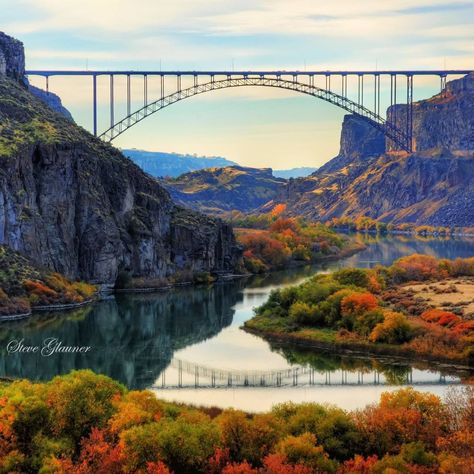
(123, 149, 238, 178)
(124, 149, 318, 179)
(162, 166, 286, 215)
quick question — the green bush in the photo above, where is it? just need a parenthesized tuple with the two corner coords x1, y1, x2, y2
(333, 268, 369, 288)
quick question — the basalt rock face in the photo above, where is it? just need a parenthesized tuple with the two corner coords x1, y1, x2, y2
(387, 73, 474, 152)
(0, 76, 242, 284)
(281, 76, 474, 226)
(317, 114, 386, 175)
(0, 32, 25, 81)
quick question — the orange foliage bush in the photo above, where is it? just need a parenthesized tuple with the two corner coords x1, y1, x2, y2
(269, 218, 299, 233)
(240, 233, 291, 268)
(339, 454, 378, 473)
(341, 292, 379, 317)
(270, 203, 287, 217)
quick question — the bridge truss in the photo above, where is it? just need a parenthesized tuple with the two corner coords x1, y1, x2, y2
(25, 69, 473, 153)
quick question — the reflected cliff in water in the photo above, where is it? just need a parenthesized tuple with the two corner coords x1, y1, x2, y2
(0, 282, 243, 388)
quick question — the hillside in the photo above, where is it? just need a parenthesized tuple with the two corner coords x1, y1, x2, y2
(163, 166, 287, 215)
(0, 33, 242, 286)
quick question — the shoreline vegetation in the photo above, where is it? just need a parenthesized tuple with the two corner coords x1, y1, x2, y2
(0, 246, 97, 321)
(0, 370, 472, 473)
(245, 255, 474, 368)
(325, 216, 474, 237)
(234, 214, 366, 274)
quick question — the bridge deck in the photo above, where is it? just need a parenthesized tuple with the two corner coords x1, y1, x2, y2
(25, 69, 473, 77)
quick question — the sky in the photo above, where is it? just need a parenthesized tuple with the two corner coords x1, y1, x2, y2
(2, 0, 474, 168)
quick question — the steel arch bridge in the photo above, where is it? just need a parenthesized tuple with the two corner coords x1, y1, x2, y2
(25, 69, 474, 153)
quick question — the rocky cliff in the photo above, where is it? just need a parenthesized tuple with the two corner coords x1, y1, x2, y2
(0, 34, 241, 284)
(0, 32, 24, 82)
(28, 84, 75, 122)
(280, 75, 474, 227)
(387, 74, 474, 152)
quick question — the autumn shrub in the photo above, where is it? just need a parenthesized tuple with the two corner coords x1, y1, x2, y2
(390, 254, 445, 282)
(271, 402, 361, 461)
(449, 257, 474, 276)
(369, 311, 413, 344)
(420, 309, 460, 327)
(353, 309, 385, 337)
(340, 292, 379, 317)
(46, 370, 125, 446)
(240, 233, 291, 268)
(274, 433, 337, 472)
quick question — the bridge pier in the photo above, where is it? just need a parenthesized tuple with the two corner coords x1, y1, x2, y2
(92, 75, 97, 136)
(109, 75, 114, 129)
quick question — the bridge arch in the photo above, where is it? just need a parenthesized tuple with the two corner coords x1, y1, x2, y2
(99, 76, 410, 151)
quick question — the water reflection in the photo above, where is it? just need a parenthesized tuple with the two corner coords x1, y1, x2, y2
(0, 283, 243, 388)
(0, 235, 473, 407)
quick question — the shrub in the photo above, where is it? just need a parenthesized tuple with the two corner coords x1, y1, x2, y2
(289, 302, 319, 326)
(369, 311, 413, 344)
(341, 292, 379, 317)
(333, 268, 370, 288)
(420, 309, 460, 327)
(353, 309, 385, 337)
(274, 433, 337, 472)
(391, 254, 444, 282)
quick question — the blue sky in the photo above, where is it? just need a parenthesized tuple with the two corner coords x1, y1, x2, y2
(2, 0, 473, 167)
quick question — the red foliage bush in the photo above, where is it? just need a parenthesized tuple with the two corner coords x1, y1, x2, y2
(421, 309, 461, 327)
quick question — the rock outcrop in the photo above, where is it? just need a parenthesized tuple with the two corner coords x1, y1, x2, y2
(387, 73, 474, 152)
(0, 32, 25, 82)
(0, 37, 242, 284)
(28, 85, 75, 122)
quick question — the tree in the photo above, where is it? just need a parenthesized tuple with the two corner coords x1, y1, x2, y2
(274, 433, 337, 472)
(45, 371, 125, 448)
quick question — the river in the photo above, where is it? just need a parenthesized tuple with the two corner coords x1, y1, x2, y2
(0, 234, 473, 411)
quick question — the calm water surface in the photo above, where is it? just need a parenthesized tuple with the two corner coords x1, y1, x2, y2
(1, 235, 473, 411)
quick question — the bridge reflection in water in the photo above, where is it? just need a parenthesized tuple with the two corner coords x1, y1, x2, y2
(152, 358, 460, 390)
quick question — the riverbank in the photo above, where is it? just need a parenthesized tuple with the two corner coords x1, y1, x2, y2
(243, 324, 474, 371)
(0, 245, 98, 321)
(236, 218, 365, 274)
(244, 255, 474, 369)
